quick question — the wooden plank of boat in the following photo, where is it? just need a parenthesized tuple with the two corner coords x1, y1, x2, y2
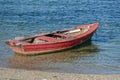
(5, 22, 99, 55)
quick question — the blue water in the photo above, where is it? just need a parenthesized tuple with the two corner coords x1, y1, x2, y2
(0, 0, 120, 74)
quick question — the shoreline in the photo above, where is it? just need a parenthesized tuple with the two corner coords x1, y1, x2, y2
(0, 68, 120, 80)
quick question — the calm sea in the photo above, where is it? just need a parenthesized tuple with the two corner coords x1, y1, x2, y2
(0, 0, 120, 74)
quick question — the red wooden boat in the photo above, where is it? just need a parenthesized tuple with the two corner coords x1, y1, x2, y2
(5, 23, 99, 55)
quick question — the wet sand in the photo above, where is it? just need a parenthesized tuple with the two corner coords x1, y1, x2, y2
(0, 68, 120, 80)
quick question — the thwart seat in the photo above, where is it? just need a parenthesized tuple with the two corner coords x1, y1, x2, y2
(33, 36, 57, 44)
(53, 33, 69, 38)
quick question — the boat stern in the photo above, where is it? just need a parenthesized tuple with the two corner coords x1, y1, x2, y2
(5, 40, 25, 54)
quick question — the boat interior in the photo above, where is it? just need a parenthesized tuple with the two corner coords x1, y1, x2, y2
(22, 26, 90, 44)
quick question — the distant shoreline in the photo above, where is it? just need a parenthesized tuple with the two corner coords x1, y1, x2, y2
(0, 68, 120, 80)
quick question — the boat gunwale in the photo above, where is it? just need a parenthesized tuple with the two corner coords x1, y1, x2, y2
(19, 23, 99, 46)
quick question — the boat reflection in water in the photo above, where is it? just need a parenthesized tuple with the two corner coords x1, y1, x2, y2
(8, 41, 99, 73)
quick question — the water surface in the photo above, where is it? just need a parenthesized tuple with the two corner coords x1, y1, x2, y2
(0, 0, 120, 74)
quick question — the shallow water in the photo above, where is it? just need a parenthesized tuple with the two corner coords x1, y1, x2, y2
(0, 0, 120, 74)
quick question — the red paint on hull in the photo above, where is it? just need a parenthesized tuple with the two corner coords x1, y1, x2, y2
(5, 22, 99, 55)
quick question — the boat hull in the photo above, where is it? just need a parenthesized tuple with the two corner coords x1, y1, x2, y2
(8, 32, 94, 55)
(5, 23, 99, 55)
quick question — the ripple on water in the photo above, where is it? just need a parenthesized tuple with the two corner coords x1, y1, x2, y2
(0, 0, 120, 74)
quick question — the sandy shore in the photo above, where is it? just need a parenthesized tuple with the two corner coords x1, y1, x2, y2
(0, 68, 120, 80)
